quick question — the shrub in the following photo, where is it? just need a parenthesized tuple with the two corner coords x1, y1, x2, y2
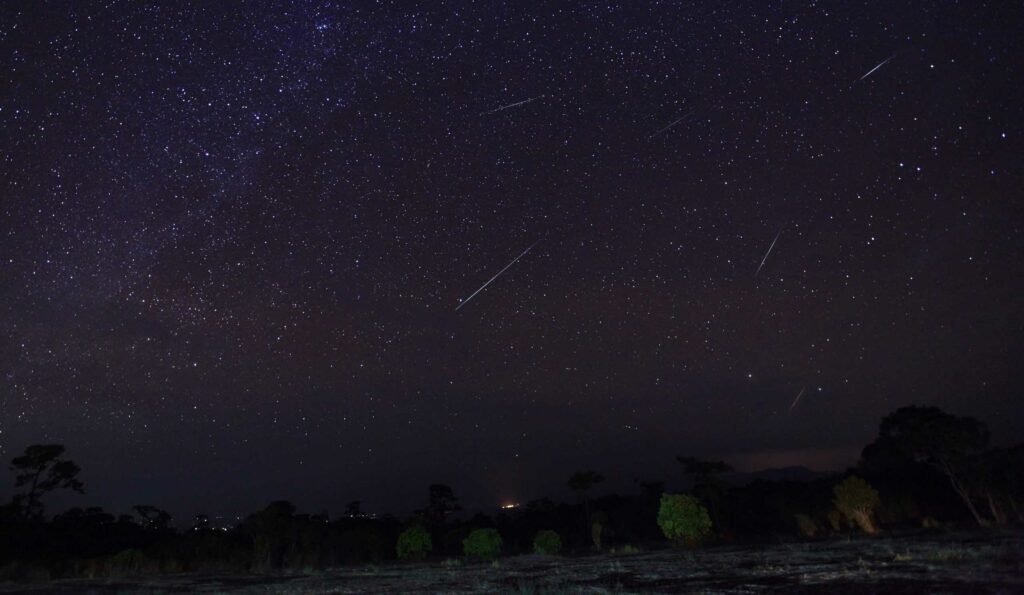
(396, 525, 432, 561)
(827, 509, 842, 532)
(532, 530, 562, 555)
(833, 476, 881, 534)
(441, 526, 472, 557)
(0, 561, 52, 581)
(340, 525, 390, 564)
(657, 493, 712, 544)
(463, 528, 502, 560)
(107, 548, 161, 577)
(591, 511, 608, 550)
(794, 513, 817, 537)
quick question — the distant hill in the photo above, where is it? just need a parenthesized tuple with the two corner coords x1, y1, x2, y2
(722, 466, 835, 485)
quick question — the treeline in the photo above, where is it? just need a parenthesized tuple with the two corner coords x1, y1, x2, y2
(0, 405, 1020, 580)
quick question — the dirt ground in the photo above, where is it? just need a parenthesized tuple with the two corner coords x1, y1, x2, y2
(3, 530, 1022, 594)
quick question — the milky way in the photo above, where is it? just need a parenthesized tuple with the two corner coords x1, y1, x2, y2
(1, 2, 1021, 520)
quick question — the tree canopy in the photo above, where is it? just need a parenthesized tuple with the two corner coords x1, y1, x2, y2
(861, 405, 990, 525)
(9, 444, 84, 520)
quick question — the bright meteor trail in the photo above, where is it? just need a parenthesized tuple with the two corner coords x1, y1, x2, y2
(857, 55, 894, 82)
(754, 229, 783, 278)
(456, 241, 539, 311)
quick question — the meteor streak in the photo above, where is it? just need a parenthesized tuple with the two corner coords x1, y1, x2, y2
(455, 241, 539, 311)
(754, 229, 783, 278)
(790, 385, 807, 411)
(649, 111, 693, 139)
(857, 55, 894, 82)
(481, 95, 545, 116)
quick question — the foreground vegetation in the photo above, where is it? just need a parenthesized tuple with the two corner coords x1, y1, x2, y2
(0, 405, 1020, 586)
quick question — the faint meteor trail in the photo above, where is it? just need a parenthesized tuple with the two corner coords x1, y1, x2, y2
(481, 95, 545, 116)
(789, 385, 807, 411)
(754, 229, 783, 278)
(857, 55, 894, 82)
(649, 111, 693, 139)
(455, 241, 539, 311)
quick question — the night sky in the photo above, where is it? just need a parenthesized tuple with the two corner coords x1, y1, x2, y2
(1, 2, 1022, 522)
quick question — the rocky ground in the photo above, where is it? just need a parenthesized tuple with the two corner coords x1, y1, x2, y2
(3, 530, 1022, 593)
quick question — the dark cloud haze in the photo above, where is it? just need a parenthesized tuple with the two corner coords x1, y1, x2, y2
(1, 2, 1022, 521)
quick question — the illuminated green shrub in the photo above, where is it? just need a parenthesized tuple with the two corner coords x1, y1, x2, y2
(463, 528, 502, 560)
(532, 530, 562, 555)
(396, 525, 432, 561)
(833, 476, 881, 534)
(657, 493, 712, 544)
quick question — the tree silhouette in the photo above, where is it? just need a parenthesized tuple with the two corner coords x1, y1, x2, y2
(636, 479, 666, 499)
(676, 456, 733, 527)
(133, 505, 172, 530)
(416, 484, 461, 526)
(675, 456, 733, 486)
(9, 444, 84, 520)
(1001, 444, 1024, 523)
(968, 444, 1024, 525)
(861, 405, 990, 526)
(568, 470, 604, 531)
(344, 500, 362, 518)
(568, 470, 604, 495)
(239, 500, 298, 570)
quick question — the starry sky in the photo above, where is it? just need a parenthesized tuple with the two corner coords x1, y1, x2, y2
(1, 2, 1022, 521)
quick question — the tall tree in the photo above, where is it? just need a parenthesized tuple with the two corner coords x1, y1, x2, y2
(676, 456, 733, 486)
(9, 444, 84, 520)
(676, 456, 733, 528)
(239, 500, 298, 571)
(568, 470, 605, 530)
(861, 405, 990, 526)
(416, 484, 461, 526)
(969, 444, 1024, 525)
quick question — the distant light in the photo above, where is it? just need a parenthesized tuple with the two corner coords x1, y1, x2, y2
(501, 502, 519, 510)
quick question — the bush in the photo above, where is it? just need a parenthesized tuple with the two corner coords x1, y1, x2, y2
(396, 525, 432, 561)
(0, 561, 52, 581)
(827, 509, 842, 532)
(340, 525, 391, 564)
(107, 548, 161, 577)
(833, 476, 881, 534)
(441, 526, 471, 557)
(657, 493, 712, 545)
(794, 513, 817, 537)
(532, 530, 562, 555)
(591, 511, 608, 550)
(463, 528, 502, 560)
